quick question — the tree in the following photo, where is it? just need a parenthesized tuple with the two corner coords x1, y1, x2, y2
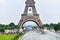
(9, 23, 15, 27)
(9, 23, 16, 29)
(40, 25, 45, 29)
(54, 23, 60, 31)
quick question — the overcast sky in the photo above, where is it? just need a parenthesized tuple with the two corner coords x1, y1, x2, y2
(0, 0, 60, 25)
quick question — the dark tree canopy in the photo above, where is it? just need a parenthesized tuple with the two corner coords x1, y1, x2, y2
(0, 23, 18, 32)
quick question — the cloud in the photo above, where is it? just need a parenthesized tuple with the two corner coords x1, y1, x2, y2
(0, 0, 7, 4)
(0, 0, 60, 24)
(35, 0, 60, 24)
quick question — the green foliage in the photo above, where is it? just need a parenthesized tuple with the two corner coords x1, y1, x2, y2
(0, 23, 18, 32)
(0, 34, 17, 40)
(43, 23, 60, 31)
(54, 23, 60, 31)
(9, 23, 16, 29)
(0, 33, 23, 40)
(39, 25, 45, 29)
(13, 33, 24, 40)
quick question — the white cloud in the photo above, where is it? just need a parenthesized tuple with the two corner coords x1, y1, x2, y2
(0, 0, 60, 24)
(0, 0, 6, 4)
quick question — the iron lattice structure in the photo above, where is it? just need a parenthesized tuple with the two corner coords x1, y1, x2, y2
(18, 0, 42, 32)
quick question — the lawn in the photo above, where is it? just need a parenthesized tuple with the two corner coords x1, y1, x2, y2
(0, 33, 23, 40)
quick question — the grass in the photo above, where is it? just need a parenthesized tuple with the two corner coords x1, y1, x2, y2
(0, 33, 23, 40)
(13, 33, 24, 40)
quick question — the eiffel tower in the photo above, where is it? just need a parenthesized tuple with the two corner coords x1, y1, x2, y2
(18, 0, 42, 32)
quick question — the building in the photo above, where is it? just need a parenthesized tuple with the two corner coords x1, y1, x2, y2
(5, 29, 18, 34)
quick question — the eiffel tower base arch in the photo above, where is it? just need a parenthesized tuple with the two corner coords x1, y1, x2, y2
(18, 14, 42, 33)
